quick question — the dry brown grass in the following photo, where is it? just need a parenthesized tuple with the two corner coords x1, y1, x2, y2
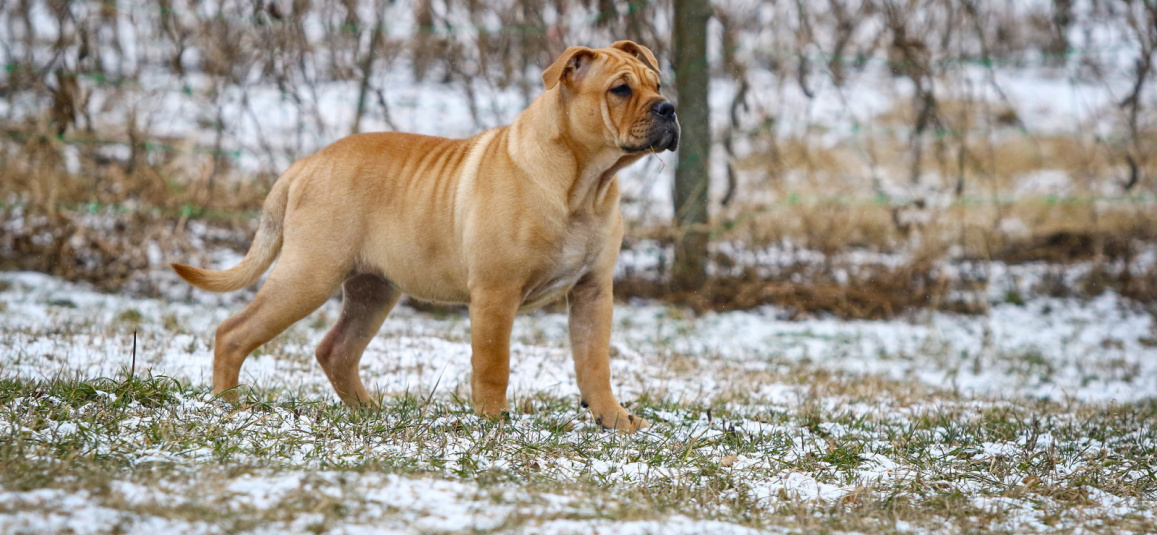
(0, 154, 257, 295)
(616, 255, 965, 320)
(5, 135, 1155, 317)
(617, 138, 1157, 318)
(0, 127, 272, 215)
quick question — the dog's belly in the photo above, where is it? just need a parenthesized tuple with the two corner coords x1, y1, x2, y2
(366, 228, 604, 310)
(365, 236, 472, 304)
(387, 271, 472, 305)
(378, 241, 597, 309)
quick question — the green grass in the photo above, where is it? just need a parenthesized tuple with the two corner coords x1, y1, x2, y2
(1, 371, 1154, 533)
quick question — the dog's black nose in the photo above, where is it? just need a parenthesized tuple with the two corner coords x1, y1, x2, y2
(651, 101, 675, 119)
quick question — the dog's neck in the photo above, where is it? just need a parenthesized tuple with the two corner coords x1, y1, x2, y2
(506, 89, 642, 212)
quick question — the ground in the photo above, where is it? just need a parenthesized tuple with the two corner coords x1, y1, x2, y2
(1, 270, 1154, 534)
(3, 1, 1156, 532)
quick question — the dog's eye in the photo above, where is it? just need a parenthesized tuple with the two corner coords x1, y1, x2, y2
(609, 84, 632, 98)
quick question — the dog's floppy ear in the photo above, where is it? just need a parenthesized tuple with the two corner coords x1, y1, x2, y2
(542, 46, 597, 90)
(611, 40, 660, 74)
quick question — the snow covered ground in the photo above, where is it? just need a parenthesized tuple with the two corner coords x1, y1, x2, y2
(1, 270, 1154, 533)
(2, 269, 1155, 407)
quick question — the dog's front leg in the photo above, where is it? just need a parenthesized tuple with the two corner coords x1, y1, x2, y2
(469, 285, 521, 417)
(568, 274, 649, 433)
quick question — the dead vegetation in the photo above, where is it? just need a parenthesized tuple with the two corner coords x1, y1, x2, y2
(617, 257, 958, 320)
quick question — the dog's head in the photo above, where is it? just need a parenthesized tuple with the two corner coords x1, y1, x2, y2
(542, 41, 680, 155)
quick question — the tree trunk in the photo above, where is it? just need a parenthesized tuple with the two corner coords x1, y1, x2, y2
(672, 0, 711, 291)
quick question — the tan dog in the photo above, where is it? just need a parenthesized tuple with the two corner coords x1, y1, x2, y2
(171, 41, 678, 433)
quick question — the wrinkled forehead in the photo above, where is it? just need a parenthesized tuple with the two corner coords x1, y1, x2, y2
(596, 48, 662, 86)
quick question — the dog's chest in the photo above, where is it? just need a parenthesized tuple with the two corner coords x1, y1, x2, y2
(522, 220, 605, 307)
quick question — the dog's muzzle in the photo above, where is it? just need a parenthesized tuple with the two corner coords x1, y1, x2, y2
(622, 100, 680, 154)
(648, 100, 680, 152)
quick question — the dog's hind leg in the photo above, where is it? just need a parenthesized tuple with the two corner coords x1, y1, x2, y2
(212, 252, 345, 402)
(315, 273, 400, 407)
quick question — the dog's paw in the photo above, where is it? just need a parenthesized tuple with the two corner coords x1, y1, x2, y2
(591, 405, 650, 434)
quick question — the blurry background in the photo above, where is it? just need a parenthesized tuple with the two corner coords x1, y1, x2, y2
(1, 0, 1155, 318)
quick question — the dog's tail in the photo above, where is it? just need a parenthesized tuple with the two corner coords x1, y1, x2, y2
(171, 170, 293, 293)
